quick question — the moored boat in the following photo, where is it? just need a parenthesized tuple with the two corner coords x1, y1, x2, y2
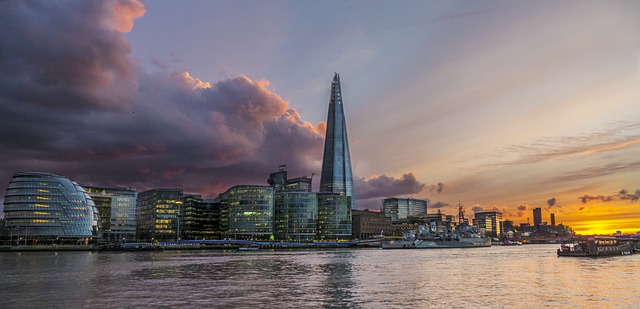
(557, 237, 636, 257)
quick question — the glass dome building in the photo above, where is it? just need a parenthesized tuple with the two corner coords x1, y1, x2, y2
(3, 172, 100, 240)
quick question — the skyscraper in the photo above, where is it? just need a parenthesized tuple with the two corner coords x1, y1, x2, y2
(320, 73, 357, 209)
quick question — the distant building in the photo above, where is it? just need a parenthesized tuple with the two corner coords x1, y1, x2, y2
(383, 197, 428, 222)
(180, 195, 222, 240)
(136, 188, 183, 242)
(84, 186, 137, 243)
(320, 73, 357, 209)
(533, 208, 542, 227)
(2, 172, 100, 243)
(317, 193, 352, 241)
(352, 209, 392, 240)
(219, 185, 274, 241)
(550, 213, 556, 226)
(474, 211, 503, 238)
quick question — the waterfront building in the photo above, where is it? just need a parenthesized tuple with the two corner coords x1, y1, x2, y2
(383, 197, 428, 222)
(550, 213, 556, 226)
(84, 186, 137, 243)
(2, 172, 100, 243)
(320, 73, 357, 210)
(136, 188, 183, 242)
(352, 209, 392, 240)
(533, 207, 542, 227)
(219, 185, 274, 241)
(274, 191, 318, 242)
(474, 211, 503, 238)
(178, 195, 222, 240)
(317, 193, 352, 241)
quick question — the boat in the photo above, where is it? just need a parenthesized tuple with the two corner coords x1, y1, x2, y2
(557, 237, 636, 257)
(98, 243, 163, 252)
(381, 221, 491, 249)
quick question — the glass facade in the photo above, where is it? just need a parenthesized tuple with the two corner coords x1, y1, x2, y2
(474, 211, 503, 238)
(274, 192, 318, 242)
(220, 185, 273, 241)
(320, 73, 357, 209)
(383, 197, 428, 222)
(2, 172, 99, 240)
(84, 186, 137, 243)
(136, 189, 183, 242)
(317, 193, 352, 241)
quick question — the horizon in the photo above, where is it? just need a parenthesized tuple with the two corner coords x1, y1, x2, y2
(0, 0, 638, 235)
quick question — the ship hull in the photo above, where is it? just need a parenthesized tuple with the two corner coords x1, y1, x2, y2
(381, 238, 491, 249)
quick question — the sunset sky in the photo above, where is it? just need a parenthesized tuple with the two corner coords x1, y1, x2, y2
(1, 0, 639, 235)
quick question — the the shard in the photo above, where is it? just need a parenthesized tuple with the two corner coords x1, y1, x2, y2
(320, 73, 357, 209)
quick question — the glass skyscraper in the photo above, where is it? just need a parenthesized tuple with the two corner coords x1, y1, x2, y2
(84, 186, 137, 243)
(320, 73, 357, 210)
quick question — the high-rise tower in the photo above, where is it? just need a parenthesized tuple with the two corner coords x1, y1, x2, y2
(320, 73, 356, 209)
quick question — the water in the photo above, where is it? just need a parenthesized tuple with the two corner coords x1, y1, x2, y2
(1, 245, 639, 308)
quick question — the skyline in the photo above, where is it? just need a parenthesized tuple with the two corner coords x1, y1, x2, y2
(0, 0, 639, 234)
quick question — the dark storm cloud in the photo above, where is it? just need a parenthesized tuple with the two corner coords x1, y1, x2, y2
(355, 173, 426, 199)
(517, 205, 527, 211)
(578, 189, 640, 204)
(0, 0, 325, 197)
(547, 197, 557, 207)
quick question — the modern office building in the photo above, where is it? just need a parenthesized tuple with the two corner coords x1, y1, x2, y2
(317, 193, 352, 241)
(84, 186, 137, 243)
(320, 73, 357, 210)
(219, 185, 274, 241)
(533, 207, 542, 227)
(352, 209, 392, 240)
(2, 172, 100, 242)
(180, 195, 221, 240)
(474, 211, 503, 238)
(550, 213, 556, 226)
(274, 191, 318, 242)
(136, 188, 183, 242)
(382, 197, 428, 222)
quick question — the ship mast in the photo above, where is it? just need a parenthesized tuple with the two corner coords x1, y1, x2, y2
(458, 201, 465, 225)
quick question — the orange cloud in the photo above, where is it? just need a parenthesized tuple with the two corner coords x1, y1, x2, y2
(111, 0, 146, 33)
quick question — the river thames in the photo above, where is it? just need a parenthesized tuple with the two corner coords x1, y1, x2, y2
(1, 245, 638, 308)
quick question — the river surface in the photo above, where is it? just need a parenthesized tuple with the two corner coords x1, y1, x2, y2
(1, 245, 639, 308)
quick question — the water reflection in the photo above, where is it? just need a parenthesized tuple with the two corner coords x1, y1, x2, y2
(1, 246, 639, 308)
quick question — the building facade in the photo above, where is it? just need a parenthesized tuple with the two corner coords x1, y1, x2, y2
(474, 211, 503, 238)
(2, 172, 100, 242)
(533, 207, 542, 227)
(382, 197, 428, 222)
(136, 188, 183, 242)
(352, 209, 392, 240)
(219, 185, 274, 241)
(317, 193, 352, 241)
(274, 191, 318, 242)
(84, 186, 137, 243)
(320, 73, 357, 210)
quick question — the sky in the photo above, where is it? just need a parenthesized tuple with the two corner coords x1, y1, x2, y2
(1, 0, 639, 235)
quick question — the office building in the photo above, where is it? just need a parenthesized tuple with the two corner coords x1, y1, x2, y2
(317, 193, 352, 241)
(136, 188, 183, 242)
(474, 211, 503, 238)
(84, 186, 137, 243)
(274, 191, 318, 242)
(2, 172, 99, 242)
(352, 209, 392, 240)
(219, 185, 274, 241)
(319, 73, 357, 210)
(383, 197, 428, 222)
(533, 208, 542, 227)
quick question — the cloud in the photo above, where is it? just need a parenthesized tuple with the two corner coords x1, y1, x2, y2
(578, 189, 640, 204)
(428, 182, 444, 193)
(547, 197, 558, 207)
(517, 205, 527, 211)
(355, 173, 426, 200)
(472, 206, 484, 213)
(430, 201, 450, 209)
(0, 0, 325, 197)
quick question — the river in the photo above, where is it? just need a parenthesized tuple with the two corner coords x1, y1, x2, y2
(1, 245, 638, 308)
